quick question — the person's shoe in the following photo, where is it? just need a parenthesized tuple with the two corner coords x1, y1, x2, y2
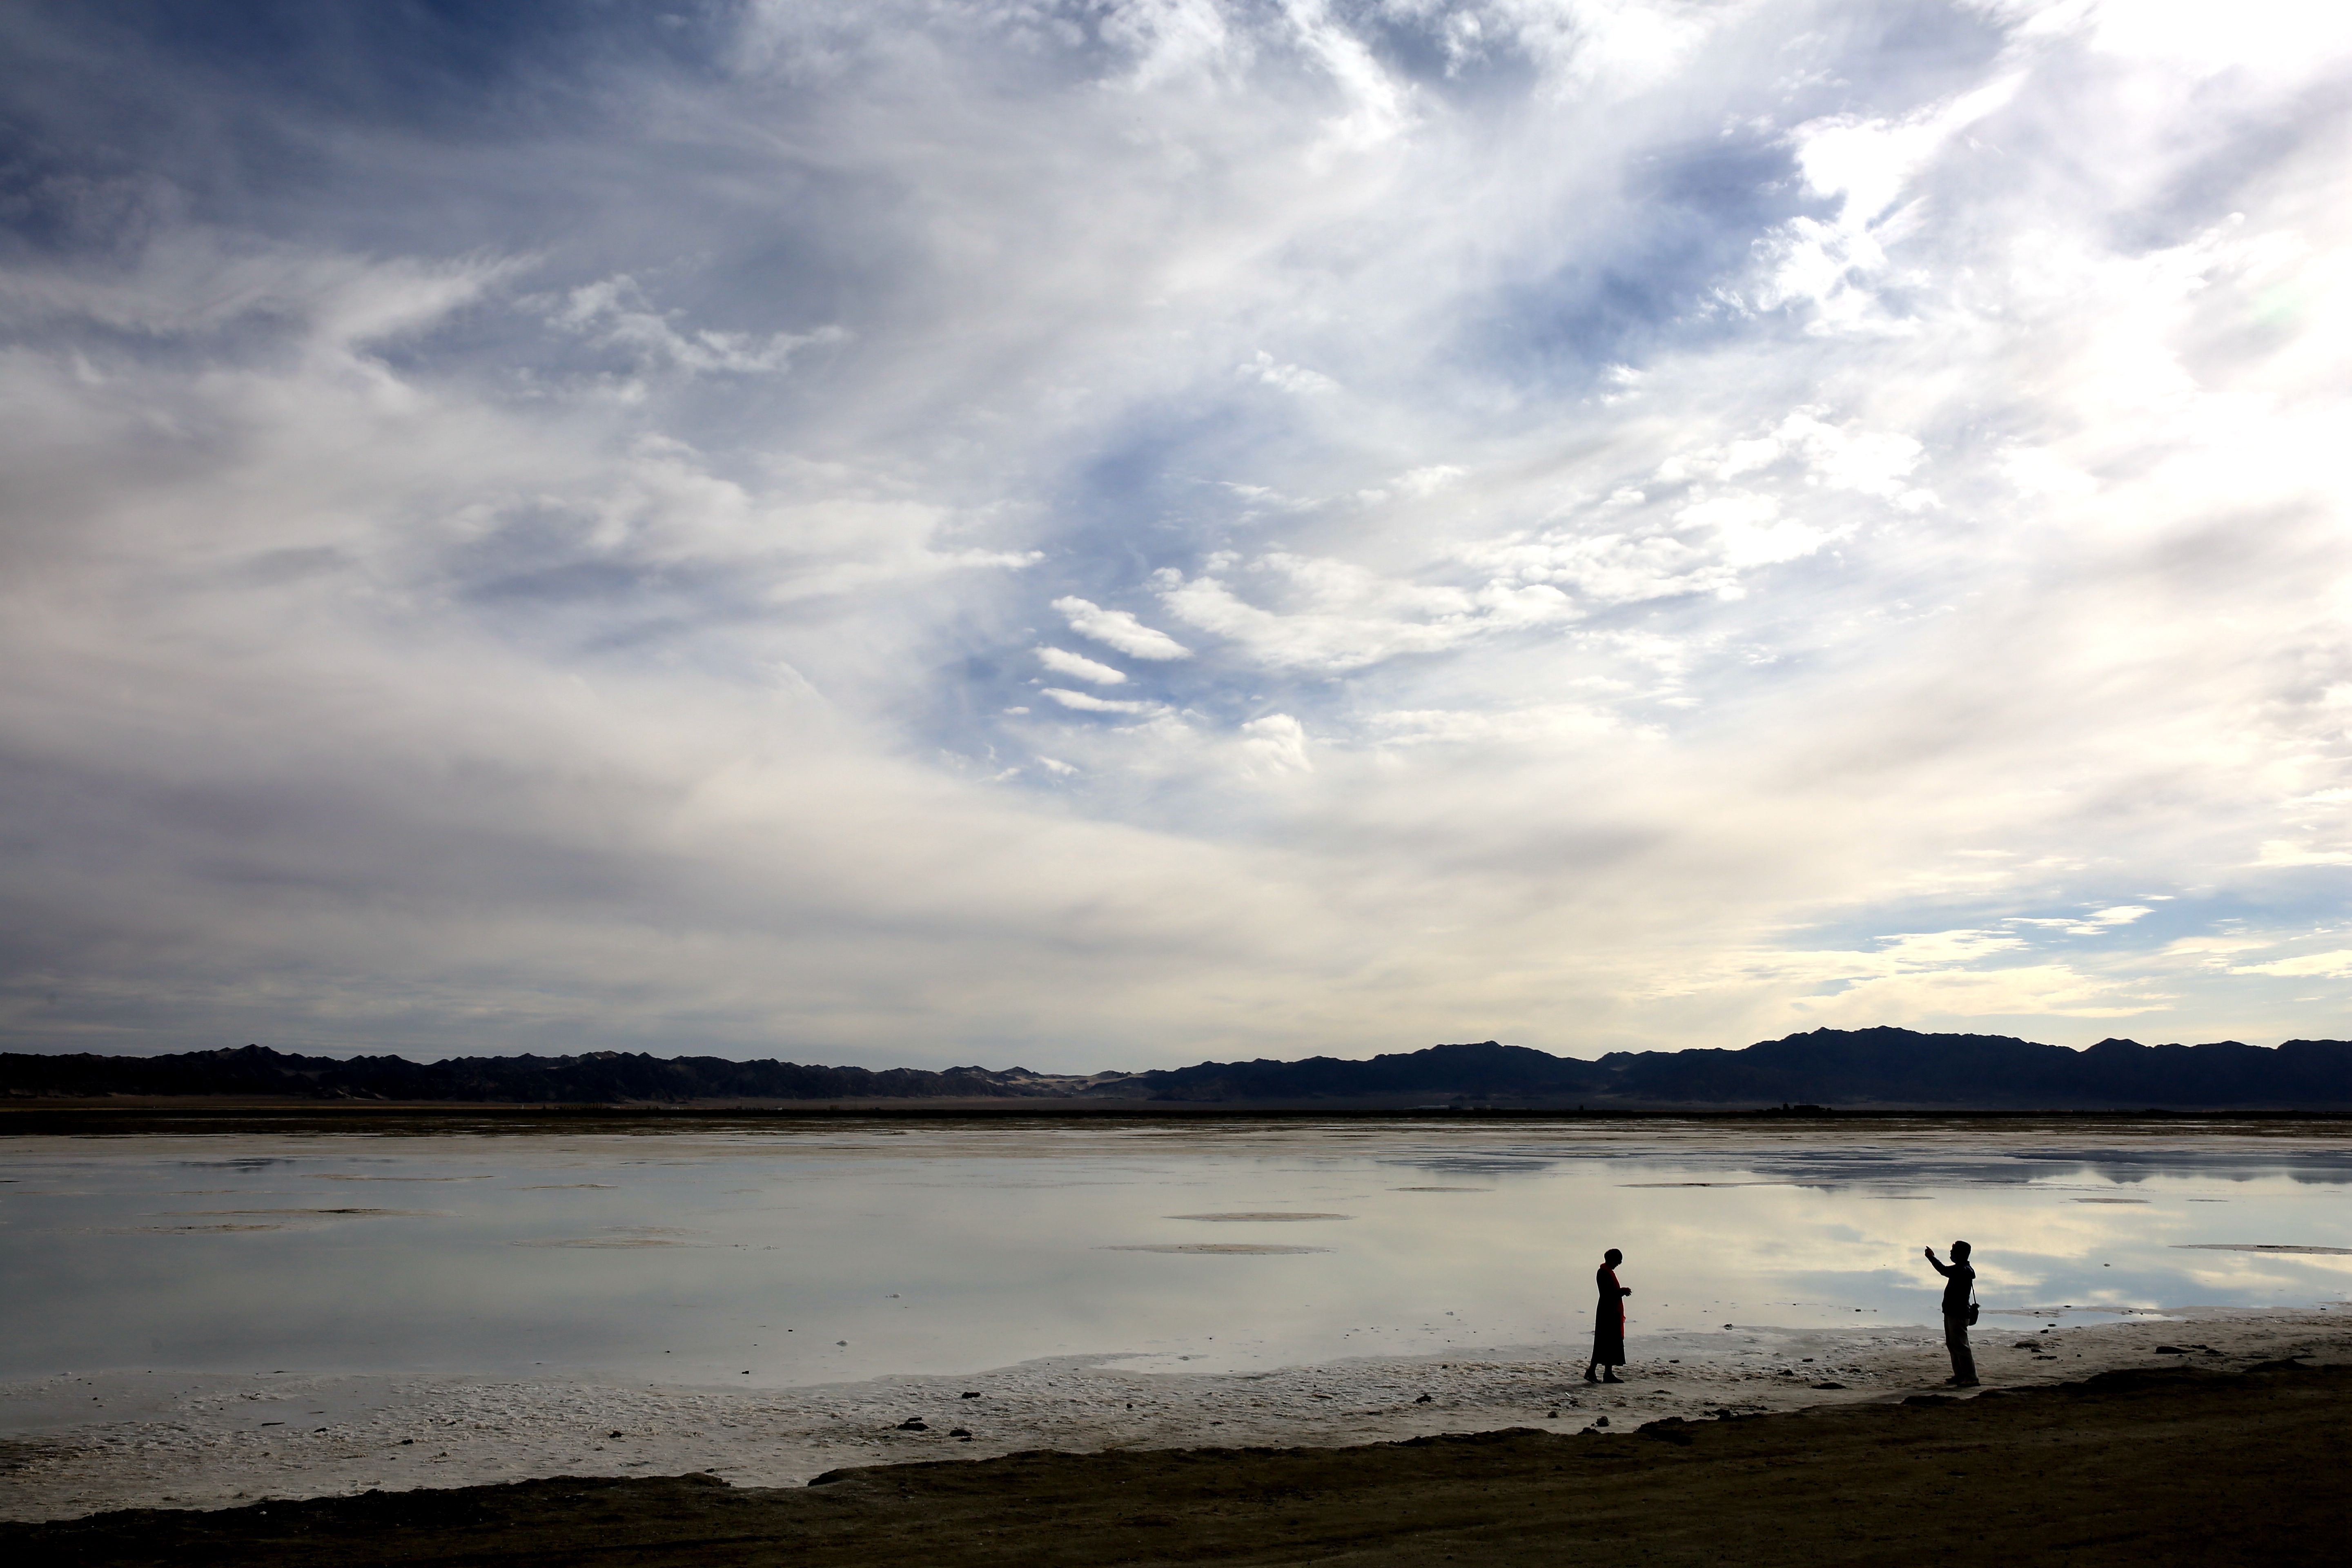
(1601, 1372, 1624, 1384)
(1583, 1368, 1600, 1383)
(1952, 1379, 1980, 1388)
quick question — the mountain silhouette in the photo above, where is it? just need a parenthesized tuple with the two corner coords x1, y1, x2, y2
(0, 1044, 1083, 1103)
(5, 1028, 2349, 1107)
(1087, 1029, 2352, 1107)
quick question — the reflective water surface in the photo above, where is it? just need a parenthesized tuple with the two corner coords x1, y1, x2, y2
(5, 1118, 2349, 1385)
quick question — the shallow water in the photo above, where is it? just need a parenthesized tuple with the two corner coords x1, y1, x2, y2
(5, 1118, 2350, 1386)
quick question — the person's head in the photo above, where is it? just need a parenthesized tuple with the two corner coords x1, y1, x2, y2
(1951, 1240, 1972, 1260)
(1604, 1248, 1623, 1266)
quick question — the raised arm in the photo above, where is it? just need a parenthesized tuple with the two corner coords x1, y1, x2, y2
(1924, 1247, 1955, 1278)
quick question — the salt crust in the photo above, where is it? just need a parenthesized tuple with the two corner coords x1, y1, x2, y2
(4, 1309, 2345, 1524)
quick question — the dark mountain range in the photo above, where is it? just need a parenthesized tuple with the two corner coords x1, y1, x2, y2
(1592, 1028, 2352, 1108)
(1081, 1028, 2352, 1107)
(4, 1027, 2350, 1108)
(1078, 1041, 1610, 1103)
(0, 1044, 1091, 1103)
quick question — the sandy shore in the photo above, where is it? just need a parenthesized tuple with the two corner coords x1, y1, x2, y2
(9, 1354, 2350, 1566)
(5, 1307, 2345, 1523)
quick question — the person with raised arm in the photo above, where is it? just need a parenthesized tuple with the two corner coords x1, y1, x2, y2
(1584, 1247, 1632, 1383)
(1925, 1240, 1979, 1387)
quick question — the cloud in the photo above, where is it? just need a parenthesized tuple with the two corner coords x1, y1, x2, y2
(1284, 0, 1414, 158)
(1155, 552, 1577, 673)
(1744, 73, 2025, 334)
(1238, 712, 1312, 776)
(550, 275, 847, 376)
(2253, 841, 2352, 868)
(1393, 465, 1465, 498)
(1035, 646, 1128, 685)
(1677, 493, 1828, 570)
(1657, 925, 2173, 1027)
(2230, 951, 2352, 980)
(3, 0, 2350, 1068)
(1160, 573, 1469, 672)
(1240, 349, 1339, 394)
(1050, 597, 1194, 661)
(1367, 704, 1623, 751)
(1042, 687, 1163, 715)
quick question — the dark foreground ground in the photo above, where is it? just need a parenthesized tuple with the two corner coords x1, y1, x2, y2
(10, 1361, 2347, 1568)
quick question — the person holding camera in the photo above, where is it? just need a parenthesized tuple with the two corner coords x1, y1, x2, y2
(1924, 1240, 1979, 1387)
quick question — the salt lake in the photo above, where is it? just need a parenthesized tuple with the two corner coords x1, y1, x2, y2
(8, 1116, 2350, 1388)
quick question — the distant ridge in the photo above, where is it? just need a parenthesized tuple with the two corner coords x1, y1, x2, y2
(0, 1044, 1101, 1104)
(1079, 1028, 2352, 1108)
(5, 1027, 2351, 1108)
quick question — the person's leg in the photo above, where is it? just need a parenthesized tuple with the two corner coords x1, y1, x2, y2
(1944, 1315, 1978, 1385)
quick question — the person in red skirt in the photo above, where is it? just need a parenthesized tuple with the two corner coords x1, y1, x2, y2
(1585, 1247, 1632, 1383)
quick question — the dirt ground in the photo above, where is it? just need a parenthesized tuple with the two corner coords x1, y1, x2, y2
(9, 1358, 2347, 1568)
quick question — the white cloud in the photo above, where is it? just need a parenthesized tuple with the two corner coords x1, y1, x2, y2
(2254, 841, 2352, 868)
(1999, 446, 2100, 499)
(2231, 950, 2352, 979)
(1368, 704, 1622, 750)
(1051, 598, 1194, 661)
(552, 275, 846, 375)
(1158, 564, 1571, 674)
(1042, 687, 1163, 715)
(1240, 349, 1339, 394)
(1284, 0, 1415, 158)
(1777, 413, 1928, 502)
(1239, 712, 1312, 776)
(1795, 963, 2170, 1023)
(1459, 530, 1713, 607)
(1393, 464, 1465, 498)
(1793, 74, 2025, 232)
(2062, 904, 2155, 934)
(1657, 926, 2171, 1026)
(2059, 0, 2352, 82)
(1677, 493, 1829, 570)
(1099, 0, 1238, 88)
(1035, 646, 1129, 685)
(1162, 575, 1451, 670)
(6, 0, 2352, 1068)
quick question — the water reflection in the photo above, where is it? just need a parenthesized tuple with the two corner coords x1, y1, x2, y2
(2, 1118, 2347, 1385)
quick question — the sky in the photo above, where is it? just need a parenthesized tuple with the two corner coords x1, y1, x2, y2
(2, 0, 2349, 1068)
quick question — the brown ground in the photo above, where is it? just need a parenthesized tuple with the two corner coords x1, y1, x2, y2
(9, 1359, 2346, 1567)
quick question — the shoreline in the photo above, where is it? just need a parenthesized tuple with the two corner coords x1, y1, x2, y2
(12, 1101, 2352, 1127)
(9, 1352, 2350, 1566)
(7, 1307, 2345, 1524)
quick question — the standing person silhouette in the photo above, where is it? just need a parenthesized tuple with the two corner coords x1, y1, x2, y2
(1924, 1241, 1978, 1387)
(1585, 1248, 1631, 1383)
